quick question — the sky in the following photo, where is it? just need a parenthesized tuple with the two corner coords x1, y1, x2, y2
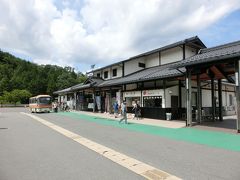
(0, 0, 240, 73)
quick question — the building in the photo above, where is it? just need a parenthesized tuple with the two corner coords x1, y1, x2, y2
(54, 36, 240, 132)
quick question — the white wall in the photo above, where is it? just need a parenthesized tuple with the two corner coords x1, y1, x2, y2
(185, 46, 197, 58)
(161, 47, 183, 65)
(145, 52, 159, 68)
(93, 70, 101, 77)
(124, 57, 145, 75)
(93, 63, 123, 79)
(102, 68, 110, 80)
(111, 65, 122, 79)
(165, 86, 179, 108)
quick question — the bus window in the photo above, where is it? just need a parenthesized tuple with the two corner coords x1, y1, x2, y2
(38, 97, 52, 104)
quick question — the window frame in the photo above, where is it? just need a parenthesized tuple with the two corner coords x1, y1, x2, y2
(104, 71, 108, 79)
(112, 68, 117, 77)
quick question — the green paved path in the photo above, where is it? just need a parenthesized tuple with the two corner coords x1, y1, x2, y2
(59, 112, 240, 152)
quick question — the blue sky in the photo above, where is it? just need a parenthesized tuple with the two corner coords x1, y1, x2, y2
(0, 0, 240, 73)
(199, 10, 240, 47)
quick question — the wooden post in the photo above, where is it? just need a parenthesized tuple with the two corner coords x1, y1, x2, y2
(211, 77, 216, 121)
(179, 80, 182, 108)
(218, 79, 223, 121)
(235, 60, 240, 133)
(186, 69, 192, 126)
(197, 74, 202, 123)
(163, 79, 166, 108)
(163, 79, 167, 120)
(93, 89, 95, 112)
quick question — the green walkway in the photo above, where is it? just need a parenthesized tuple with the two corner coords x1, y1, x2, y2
(58, 112, 240, 152)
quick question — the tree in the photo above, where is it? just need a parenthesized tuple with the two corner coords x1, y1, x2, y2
(0, 50, 84, 95)
(2, 89, 32, 105)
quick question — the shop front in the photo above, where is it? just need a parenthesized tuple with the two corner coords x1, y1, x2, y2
(123, 91, 141, 113)
(141, 89, 166, 119)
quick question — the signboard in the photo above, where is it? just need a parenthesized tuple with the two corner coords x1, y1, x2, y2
(142, 89, 163, 96)
(123, 91, 141, 97)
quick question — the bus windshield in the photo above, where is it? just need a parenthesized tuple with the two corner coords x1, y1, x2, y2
(38, 97, 51, 104)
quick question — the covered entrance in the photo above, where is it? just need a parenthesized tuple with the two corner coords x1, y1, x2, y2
(176, 41, 240, 133)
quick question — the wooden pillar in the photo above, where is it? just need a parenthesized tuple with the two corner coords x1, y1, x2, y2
(74, 92, 77, 110)
(218, 79, 223, 121)
(186, 69, 192, 126)
(163, 79, 167, 120)
(122, 62, 125, 77)
(178, 80, 182, 108)
(163, 79, 166, 108)
(235, 60, 240, 133)
(182, 44, 186, 59)
(92, 89, 95, 112)
(197, 74, 202, 123)
(211, 77, 216, 121)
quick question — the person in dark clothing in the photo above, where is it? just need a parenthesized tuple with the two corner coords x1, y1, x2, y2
(113, 101, 119, 118)
(132, 101, 140, 120)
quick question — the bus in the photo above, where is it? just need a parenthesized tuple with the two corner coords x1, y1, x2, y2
(29, 95, 52, 113)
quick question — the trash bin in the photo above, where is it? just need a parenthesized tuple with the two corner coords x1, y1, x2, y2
(166, 113, 172, 120)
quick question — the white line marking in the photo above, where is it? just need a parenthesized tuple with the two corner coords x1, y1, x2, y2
(21, 112, 182, 180)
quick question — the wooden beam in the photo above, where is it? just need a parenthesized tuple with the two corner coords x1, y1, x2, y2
(211, 77, 216, 121)
(186, 69, 192, 126)
(214, 65, 235, 83)
(197, 74, 202, 123)
(235, 60, 240, 133)
(218, 79, 223, 121)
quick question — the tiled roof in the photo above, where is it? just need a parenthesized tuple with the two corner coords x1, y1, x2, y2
(71, 84, 91, 91)
(172, 40, 240, 68)
(130, 36, 205, 59)
(55, 39, 240, 93)
(54, 77, 104, 94)
(98, 64, 185, 87)
(53, 87, 72, 94)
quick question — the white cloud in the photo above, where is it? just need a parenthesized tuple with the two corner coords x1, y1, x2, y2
(0, 0, 240, 71)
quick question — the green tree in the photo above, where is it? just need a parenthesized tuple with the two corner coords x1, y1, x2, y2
(0, 50, 85, 95)
(2, 89, 32, 105)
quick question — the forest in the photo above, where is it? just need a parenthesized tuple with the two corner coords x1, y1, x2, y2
(0, 50, 87, 104)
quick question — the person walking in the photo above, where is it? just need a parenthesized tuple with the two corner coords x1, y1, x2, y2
(132, 101, 140, 120)
(113, 101, 119, 118)
(119, 101, 127, 124)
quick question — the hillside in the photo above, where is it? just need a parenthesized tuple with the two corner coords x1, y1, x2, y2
(0, 50, 86, 96)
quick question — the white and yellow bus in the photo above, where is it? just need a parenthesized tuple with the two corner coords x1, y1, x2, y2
(29, 95, 52, 113)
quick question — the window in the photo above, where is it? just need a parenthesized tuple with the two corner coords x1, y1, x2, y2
(143, 96, 162, 107)
(138, 62, 145, 68)
(97, 73, 101, 77)
(104, 71, 108, 78)
(112, 68, 117, 77)
(38, 97, 51, 104)
(229, 94, 233, 106)
(125, 97, 141, 107)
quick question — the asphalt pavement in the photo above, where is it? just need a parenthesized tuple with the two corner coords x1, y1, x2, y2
(0, 108, 142, 180)
(1, 107, 240, 180)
